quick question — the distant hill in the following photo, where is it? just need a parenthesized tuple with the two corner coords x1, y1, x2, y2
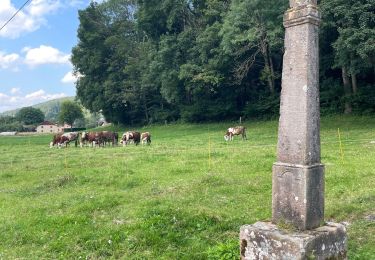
(0, 97, 75, 122)
(0, 97, 102, 128)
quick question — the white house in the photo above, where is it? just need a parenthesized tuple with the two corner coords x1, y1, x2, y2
(36, 121, 71, 134)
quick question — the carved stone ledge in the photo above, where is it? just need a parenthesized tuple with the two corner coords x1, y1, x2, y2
(284, 5, 321, 28)
(290, 0, 318, 8)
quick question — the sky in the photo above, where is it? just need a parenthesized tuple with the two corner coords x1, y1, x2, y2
(0, 0, 104, 112)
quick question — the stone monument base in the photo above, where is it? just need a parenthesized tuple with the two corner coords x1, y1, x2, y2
(240, 222, 347, 260)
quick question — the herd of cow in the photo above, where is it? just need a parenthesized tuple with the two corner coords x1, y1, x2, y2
(49, 126, 247, 148)
(49, 131, 151, 148)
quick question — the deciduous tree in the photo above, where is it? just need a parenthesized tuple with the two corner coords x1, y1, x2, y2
(15, 107, 44, 125)
(58, 101, 84, 129)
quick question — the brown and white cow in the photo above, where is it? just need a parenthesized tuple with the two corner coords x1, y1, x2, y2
(141, 132, 151, 145)
(61, 132, 79, 147)
(121, 131, 141, 146)
(100, 131, 118, 146)
(80, 131, 98, 147)
(224, 126, 247, 141)
(50, 133, 63, 148)
(50, 132, 79, 148)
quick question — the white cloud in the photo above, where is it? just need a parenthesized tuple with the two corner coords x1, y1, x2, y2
(24, 89, 67, 101)
(28, 0, 62, 17)
(10, 87, 21, 94)
(0, 51, 20, 69)
(61, 71, 82, 84)
(0, 93, 9, 101)
(23, 45, 70, 66)
(67, 0, 85, 7)
(0, 89, 67, 112)
(0, 0, 62, 39)
(0, 0, 106, 39)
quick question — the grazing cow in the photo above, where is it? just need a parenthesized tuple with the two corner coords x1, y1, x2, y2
(50, 132, 79, 147)
(80, 131, 101, 147)
(141, 132, 151, 145)
(100, 131, 118, 146)
(60, 132, 79, 147)
(50, 133, 63, 148)
(224, 126, 247, 141)
(121, 131, 141, 146)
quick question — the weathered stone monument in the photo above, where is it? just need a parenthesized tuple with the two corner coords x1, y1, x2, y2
(240, 0, 348, 259)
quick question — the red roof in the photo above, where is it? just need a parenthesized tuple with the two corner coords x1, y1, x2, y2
(39, 121, 56, 126)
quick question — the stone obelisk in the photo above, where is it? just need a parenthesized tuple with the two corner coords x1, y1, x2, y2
(273, 0, 323, 231)
(240, 1, 348, 259)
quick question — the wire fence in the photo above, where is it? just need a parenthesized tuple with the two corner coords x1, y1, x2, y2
(0, 136, 374, 166)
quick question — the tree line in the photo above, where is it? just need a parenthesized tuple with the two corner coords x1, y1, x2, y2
(71, 0, 375, 125)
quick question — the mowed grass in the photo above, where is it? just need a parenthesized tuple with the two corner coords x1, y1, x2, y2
(0, 116, 374, 259)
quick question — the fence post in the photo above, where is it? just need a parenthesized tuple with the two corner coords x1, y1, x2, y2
(337, 128, 344, 163)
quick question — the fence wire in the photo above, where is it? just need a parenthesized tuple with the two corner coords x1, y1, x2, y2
(0, 137, 374, 166)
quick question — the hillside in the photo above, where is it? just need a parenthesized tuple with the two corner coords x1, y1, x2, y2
(0, 97, 75, 121)
(0, 97, 101, 127)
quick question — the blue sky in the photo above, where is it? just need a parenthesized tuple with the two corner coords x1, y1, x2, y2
(0, 0, 102, 112)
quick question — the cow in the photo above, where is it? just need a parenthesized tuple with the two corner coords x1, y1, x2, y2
(60, 132, 79, 147)
(141, 132, 151, 145)
(50, 133, 63, 148)
(50, 132, 79, 148)
(224, 126, 247, 141)
(100, 131, 119, 146)
(80, 131, 101, 147)
(121, 131, 141, 146)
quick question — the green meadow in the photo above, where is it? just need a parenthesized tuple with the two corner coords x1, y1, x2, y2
(0, 116, 374, 259)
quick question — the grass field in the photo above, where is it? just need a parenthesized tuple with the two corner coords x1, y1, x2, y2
(0, 116, 374, 259)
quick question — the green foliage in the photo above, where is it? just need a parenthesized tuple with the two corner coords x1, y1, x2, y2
(71, 0, 375, 124)
(207, 240, 238, 260)
(244, 95, 280, 119)
(58, 101, 84, 127)
(0, 116, 23, 132)
(0, 116, 17, 126)
(15, 107, 44, 125)
(321, 0, 375, 72)
(34, 97, 75, 122)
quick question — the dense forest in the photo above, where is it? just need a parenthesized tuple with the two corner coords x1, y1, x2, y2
(71, 0, 375, 125)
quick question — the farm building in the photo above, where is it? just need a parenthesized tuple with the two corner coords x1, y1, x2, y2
(0, 132, 17, 136)
(36, 121, 71, 134)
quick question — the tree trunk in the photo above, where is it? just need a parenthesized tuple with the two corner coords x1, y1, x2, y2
(142, 92, 149, 123)
(351, 72, 358, 94)
(262, 43, 275, 95)
(342, 67, 352, 114)
(268, 49, 276, 93)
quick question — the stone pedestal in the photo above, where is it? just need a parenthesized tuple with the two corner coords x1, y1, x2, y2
(273, 163, 324, 230)
(240, 222, 347, 260)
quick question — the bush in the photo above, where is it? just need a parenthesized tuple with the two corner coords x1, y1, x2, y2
(0, 122, 24, 132)
(320, 78, 344, 115)
(351, 85, 375, 114)
(243, 95, 280, 119)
